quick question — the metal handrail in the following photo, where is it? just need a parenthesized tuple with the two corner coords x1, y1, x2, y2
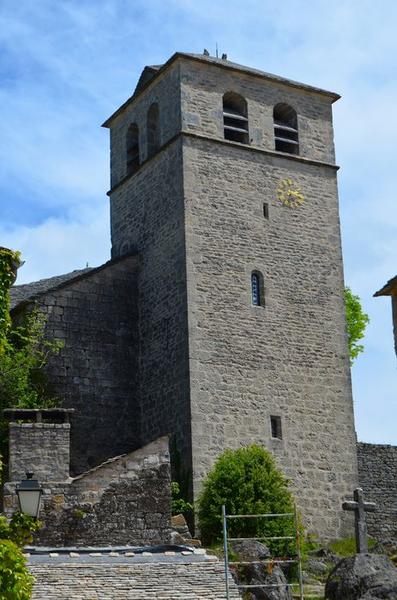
(222, 504, 304, 600)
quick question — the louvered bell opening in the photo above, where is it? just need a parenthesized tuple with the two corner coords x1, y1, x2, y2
(223, 108, 249, 144)
(274, 121, 299, 154)
(273, 103, 299, 155)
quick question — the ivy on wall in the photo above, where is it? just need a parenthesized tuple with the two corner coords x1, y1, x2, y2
(0, 247, 22, 353)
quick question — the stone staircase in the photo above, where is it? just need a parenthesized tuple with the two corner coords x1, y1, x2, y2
(30, 561, 242, 599)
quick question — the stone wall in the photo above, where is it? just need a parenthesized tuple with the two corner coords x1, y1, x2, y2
(110, 136, 193, 490)
(357, 442, 397, 541)
(182, 132, 358, 540)
(12, 256, 141, 475)
(4, 436, 171, 547)
(8, 420, 71, 482)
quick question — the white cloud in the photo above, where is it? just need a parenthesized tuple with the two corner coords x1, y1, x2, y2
(1, 206, 110, 283)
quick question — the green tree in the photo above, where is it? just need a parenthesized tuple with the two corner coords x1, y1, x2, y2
(197, 445, 297, 555)
(344, 287, 370, 365)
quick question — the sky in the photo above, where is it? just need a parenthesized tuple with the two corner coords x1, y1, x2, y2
(0, 0, 396, 444)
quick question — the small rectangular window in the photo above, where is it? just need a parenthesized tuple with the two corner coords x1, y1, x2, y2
(270, 416, 282, 440)
(263, 203, 269, 219)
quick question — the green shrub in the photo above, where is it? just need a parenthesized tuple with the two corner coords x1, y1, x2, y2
(0, 539, 34, 599)
(171, 481, 193, 517)
(0, 511, 41, 599)
(0, 512, 42, 547)
(198, 445, 298, 556)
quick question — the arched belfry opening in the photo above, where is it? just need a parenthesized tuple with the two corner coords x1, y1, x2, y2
(147, 102, 160, 158)
(273, 103, 299, 154)
(222, 92, 249, 144)
(126, 123, 140, 175)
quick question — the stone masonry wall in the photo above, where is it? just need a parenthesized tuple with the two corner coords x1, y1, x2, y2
(4, 437, 171, 547)
(183, 134, 358, 540)
(19, 257, 141, 475)
(110, 137, 192, 490)
(8, 422, 70, 482)
(357, 442, 397, 541)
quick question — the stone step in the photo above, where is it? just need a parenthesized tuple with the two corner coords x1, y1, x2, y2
(30, 561, 242, 599)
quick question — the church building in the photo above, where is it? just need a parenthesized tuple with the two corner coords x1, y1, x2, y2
(10, 52, 359, 540)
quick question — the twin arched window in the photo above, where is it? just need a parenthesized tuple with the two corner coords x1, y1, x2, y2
(126, 102, 161, 176)
(223, 92, 249, 144)
(273, 103, 299, 154)
(222, 94, 299, 154)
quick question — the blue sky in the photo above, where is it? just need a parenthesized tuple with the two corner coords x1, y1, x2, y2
(1, 0, 396, 443)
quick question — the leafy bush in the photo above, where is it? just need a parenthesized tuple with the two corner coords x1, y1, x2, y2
(171, 481, 193, 516)
(198, 445, 298, 556)
(0, 512, 42, 547)
(0, 511, 41, 599)
(0, 539, 34, 600)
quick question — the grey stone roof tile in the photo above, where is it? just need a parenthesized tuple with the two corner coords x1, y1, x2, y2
(10, 268, 92, 310)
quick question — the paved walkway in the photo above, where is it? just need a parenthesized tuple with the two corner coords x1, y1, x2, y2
(28, 549, 241, 599)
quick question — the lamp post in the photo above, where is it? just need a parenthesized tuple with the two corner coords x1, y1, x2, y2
(16, 472, 43, 518)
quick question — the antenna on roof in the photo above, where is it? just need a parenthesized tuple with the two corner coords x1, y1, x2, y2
(216, 43, 218, 58)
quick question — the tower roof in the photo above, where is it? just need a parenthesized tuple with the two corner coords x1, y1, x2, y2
(103, 52, 340, 128)
(374, 275, 397, 296)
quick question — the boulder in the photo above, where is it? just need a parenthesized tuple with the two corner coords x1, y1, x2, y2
(230, 539, 271, 562)
(325, 553, 397, 600)
(230, 540, 292, 600)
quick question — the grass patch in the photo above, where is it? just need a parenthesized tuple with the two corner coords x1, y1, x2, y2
(328, 536, 376, 557)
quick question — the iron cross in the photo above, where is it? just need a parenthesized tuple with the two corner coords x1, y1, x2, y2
(342, 488, 376, 553)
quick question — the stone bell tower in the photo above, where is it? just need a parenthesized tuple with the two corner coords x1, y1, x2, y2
(103, 52, 358, 539)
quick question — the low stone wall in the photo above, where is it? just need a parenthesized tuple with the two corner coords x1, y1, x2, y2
(4, 437, 171, 546)
(357, 442, 397, 541)
(8, 420, 71, 483)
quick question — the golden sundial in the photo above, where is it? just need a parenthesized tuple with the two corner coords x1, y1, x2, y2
(277, 179, 305, 208)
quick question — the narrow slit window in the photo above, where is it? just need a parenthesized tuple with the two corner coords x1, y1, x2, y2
(223, 92, 249, 144)
(147, 102, 160, 158)
(271, 416, 282, 439)
(263, 203, 269, 219)
(251, 272, 262, 306)
(126, 123, 140, 175)
(273, 103, 299, 155)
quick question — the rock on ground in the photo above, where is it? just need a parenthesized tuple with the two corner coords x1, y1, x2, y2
(325, 553, 397, 600)
(230, 539, 293, 600)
